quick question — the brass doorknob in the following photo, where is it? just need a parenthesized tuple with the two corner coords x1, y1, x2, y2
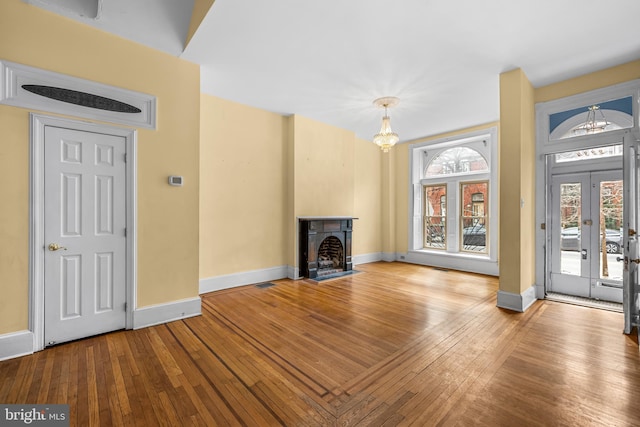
(631, 258, 640, 264)
(48, 243, 67, 251)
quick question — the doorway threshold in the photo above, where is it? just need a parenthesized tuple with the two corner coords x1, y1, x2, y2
(546, 292, 622, 313)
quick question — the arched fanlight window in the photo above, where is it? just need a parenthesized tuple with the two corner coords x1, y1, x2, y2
(425, 147, 488, 177)
(549, 96, 633, 141)
(410, 127, 498, 273)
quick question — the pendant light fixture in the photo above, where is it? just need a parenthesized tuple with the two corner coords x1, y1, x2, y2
(372, 96, 400, 153)
(572, 104, 610, 136)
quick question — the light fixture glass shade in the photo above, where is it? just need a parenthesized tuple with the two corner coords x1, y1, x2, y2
(572, 105, 610, 136)
(373, 115, 399, 153)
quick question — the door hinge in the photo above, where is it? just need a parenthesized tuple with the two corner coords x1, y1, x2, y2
(124, 153, 127, 163)
(124, 227, 127, 237)
(124, 302, 127, 311)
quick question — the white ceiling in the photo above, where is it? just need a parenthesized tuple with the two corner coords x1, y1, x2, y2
(27, 0, 640, 143)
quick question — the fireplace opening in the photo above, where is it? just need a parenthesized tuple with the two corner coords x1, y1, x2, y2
(317, 236, 344, 276)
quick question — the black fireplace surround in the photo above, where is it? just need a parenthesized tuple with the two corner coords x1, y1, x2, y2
(299, 217, 354, 279)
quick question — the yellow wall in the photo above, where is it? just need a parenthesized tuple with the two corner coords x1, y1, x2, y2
(536, 60, 640, 103)
(199, 94, 288, 277)
(292, 115, 356, 217)
(383, 150, 399, 255)
(0, 106, 30, 333)
(353, 136, 383, 256)
(186, 0, 216, 46)
(199, 105, 383, 279)
(0, 1, 200, 334)
(499, 69, 535, 295)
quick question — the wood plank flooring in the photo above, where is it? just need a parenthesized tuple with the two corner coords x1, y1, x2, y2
(1, 262, 639, 426)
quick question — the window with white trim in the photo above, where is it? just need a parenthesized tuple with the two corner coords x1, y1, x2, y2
(409, 128, 498, 268)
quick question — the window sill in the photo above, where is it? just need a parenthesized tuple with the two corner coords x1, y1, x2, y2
(405, 249, 498, 276)
(413, 248, 491, 260)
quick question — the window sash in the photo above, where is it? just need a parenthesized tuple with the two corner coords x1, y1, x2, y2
(460, 181, 488, 254)
(423, 184, 447, 250)
(424, 216, 446, 250)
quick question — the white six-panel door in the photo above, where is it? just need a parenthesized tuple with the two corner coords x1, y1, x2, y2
(43, 126, 127, 345)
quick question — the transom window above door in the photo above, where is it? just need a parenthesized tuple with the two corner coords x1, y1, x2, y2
(544, 95, 635, 143)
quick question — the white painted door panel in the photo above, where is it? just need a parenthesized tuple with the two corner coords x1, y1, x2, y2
(44, 126, 126, 345)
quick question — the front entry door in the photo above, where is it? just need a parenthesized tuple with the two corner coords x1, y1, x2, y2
(622, 135, 640, 335)
(44, 126, 127, 346)
(550, 171, 624, 303)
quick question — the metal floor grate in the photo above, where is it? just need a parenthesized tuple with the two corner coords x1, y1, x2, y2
(546, 292, 623, 313)
(255, 282, 276, 289)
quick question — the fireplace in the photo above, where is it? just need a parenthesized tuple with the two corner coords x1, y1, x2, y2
(299, 217, 354, 279)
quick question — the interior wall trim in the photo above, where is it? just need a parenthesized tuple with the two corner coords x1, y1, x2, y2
(353, 252, 383, 265)
(496, 286, 538, 313)
(200, 266, 289, 294)
(0, 60, 156, 129)
(132, 297, 202, 330)
(403, 251, 499, 277)
(0, 330, 34, 361)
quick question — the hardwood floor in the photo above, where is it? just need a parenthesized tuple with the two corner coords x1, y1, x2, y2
(1, 262, 639, 426)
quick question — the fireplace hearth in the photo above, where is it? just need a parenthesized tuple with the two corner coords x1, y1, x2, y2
(299, 217, 354, 279)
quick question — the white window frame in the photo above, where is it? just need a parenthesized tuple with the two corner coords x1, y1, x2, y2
(407, 127, 498, 276)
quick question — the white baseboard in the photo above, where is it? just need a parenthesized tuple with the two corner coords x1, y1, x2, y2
(353, 252, 383, 265)
(0, 330, 34, 361)
(132, 296, 202, 329)
(381, 252, 396, 262)
(200, 265, 289, 294)
(200, 258, 386, 291)
(287, 265, 301, 280)
(496, 286, 537, 312)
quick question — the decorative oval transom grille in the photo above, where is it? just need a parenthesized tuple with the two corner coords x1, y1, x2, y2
(22, 85, 142, 113)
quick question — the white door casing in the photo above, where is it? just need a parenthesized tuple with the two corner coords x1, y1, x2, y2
(44, 126, 126, 345)
(31, 114, 137, 350)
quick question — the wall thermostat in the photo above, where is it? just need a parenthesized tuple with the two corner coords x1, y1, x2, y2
(168, 176, 183, 186)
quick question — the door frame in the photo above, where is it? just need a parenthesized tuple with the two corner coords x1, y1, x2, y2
(535, 79, 640, 304)
(29, 113, 137, 351)
(548, 169, 624, 302)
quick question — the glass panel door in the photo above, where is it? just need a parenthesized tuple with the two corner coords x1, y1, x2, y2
(622, 135, 640, 335)
(550, 171, 623, 303)
(551, 174, 591, 298)
(591, 172, 623, 302)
